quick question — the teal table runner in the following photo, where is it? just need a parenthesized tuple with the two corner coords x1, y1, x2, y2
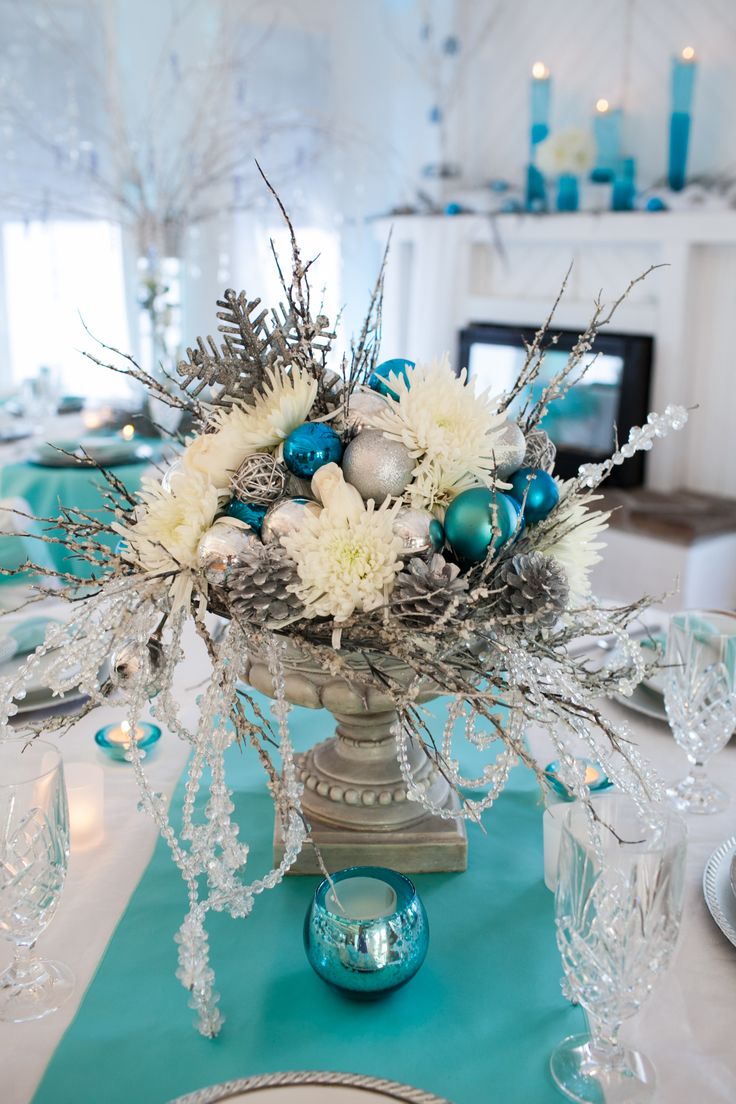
(0, 459, 149, 581)
(32, 700, 582, 1104)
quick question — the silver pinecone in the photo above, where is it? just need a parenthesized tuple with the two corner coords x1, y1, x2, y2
(393, 553, 469, 624)
(496, 551, 568, 624)
(229, 544, 303, 626)
(523, 428, 556, 473)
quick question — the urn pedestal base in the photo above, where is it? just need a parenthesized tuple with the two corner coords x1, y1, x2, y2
(274, 784, 467, 875)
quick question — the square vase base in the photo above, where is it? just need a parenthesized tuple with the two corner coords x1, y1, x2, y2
(274, 797, 468, 875)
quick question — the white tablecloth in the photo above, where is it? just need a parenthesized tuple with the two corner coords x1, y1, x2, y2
(2, 626, 736, 1104)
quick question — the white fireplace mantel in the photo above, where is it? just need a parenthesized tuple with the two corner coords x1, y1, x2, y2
(375, 212, 736, 498)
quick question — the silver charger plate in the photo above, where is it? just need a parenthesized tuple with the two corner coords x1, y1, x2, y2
(168, 1072, 452, 1104)
(703, 834, 736, 949)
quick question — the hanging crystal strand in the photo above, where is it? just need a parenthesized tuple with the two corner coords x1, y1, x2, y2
(264, 632, 306, 873)
(577, 405, 688, 490)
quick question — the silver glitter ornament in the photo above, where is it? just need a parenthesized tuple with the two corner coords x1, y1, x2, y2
(393, 507, 445, 558)
(231, 453, 287, 505)
(342, 429, 414, 502)
(491, 420, 527, 480)
(196, 517, 260, 589)
(342, 391, 388, 434)
(110, 637, 164, 697)
(261, 497, 322, 545)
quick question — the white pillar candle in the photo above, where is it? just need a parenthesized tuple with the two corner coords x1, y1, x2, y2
(65, 762, 105, 851)
(325, 876, 398, 921)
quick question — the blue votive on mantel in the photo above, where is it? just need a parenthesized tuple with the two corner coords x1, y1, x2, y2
(304, 865, 429, 998)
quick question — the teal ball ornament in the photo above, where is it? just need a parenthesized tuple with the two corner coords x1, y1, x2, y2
(283, 422, 343, 479)
(368, 358, 415, 401)
(508, 467, 559, 523)
(225, 499, 268, 534)
(444, 488, 521, 564)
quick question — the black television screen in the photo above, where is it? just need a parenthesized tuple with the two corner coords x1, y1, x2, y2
(458, 323, 653, 487)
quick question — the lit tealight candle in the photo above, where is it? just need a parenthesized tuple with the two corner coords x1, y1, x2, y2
(95, 720, 161, 761)
(121, 424, 135, 441)
(65, 762, 105, 851)
(325, 875, 398, 921)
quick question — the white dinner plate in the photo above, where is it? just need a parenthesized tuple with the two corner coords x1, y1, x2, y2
(613, 684, 668, 724)
(168, 1073, 451, 1104)
(703, 835, 736, 949)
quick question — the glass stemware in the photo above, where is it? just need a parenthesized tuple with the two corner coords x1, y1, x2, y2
(664, 610, 736, 815)
(550, 793, 686, 1103)
(0, 736, 74, 1022)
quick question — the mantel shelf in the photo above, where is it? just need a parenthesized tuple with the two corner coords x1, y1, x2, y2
(375, 210, 736, 246)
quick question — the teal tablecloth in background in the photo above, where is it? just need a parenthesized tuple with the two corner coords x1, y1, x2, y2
(0, 459, 149, 580)
(32, 697, 582, 1104)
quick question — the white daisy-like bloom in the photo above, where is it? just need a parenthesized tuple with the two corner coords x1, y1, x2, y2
(282, 463, 403, 622)
(180, 423, 251, 491)
(113, 470, 220, 609)
(534, 489, 609, 606)
(536, 127, 595, 176)
(370, 355, 510, 511)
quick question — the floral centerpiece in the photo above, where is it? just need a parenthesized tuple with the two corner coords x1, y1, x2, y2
(0, 183, 688, 1036)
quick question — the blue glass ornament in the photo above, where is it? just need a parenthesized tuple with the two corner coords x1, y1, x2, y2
(429, 518, 445, 551)
(225, 499, 268, 533)
(508, 467, 559, 522)
(445, 202, 462, 215)
(646, 196, 668, 212)
(282, 422, 343, 479)
(368, 358, 415, 401)
(444, 488, 521, 564)
(443, 34, 460, 55)
(304, 866, 429, 997)
(429, 105, 443, 124)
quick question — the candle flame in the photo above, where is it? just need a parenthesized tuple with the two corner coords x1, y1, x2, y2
(121, 423, 135, 441)
(531, 61, 548, 79)
(596, 98, 610, 113)
(584, 765, 600, 785)
(121, 720, 131, 734)
(681, 46, 695, 60)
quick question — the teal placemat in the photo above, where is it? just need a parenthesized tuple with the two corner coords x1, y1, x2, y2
(32, 699, 582, 1104)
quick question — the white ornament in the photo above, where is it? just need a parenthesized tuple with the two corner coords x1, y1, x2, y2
(261, 497, 322, 545)
(197, 517, 260, 588)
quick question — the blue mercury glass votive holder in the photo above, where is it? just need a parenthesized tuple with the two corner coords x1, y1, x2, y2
(94, 722, 161, 762)
(544, 758, 613, 801)
(304, 866, 429, 998)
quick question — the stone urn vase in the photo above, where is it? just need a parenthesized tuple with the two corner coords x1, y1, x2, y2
(241, 641, 467, 875)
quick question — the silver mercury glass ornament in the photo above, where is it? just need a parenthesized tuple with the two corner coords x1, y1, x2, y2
(492, 420, 527, 480)
(110, 636, 164, 697)
(342, 391, 388, 434)
(342, 429, 414, 502)
(196, 517, 260, 589)
(261, 497, 322, 545)
(393, 507, 445, 557)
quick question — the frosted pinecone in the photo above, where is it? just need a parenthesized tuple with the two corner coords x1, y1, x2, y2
(523, 428, 556, 473)
(392, 553, 469, 625)
(228, 544, 303, 626)
(496, 551, 569, 624)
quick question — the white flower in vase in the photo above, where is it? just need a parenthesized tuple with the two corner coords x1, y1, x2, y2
(537, 128, 596, 177)
(282, 463, 403, 622)
(371, 355, 510, 511)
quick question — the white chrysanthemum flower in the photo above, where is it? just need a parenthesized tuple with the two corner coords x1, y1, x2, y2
(215, 366, 318, 451)
(536, 127, 595, 176)
(534, 490, 609, 606)
(283, 463, 403, 622)
(371, 355, 509, 511)
(114, 470, 220, 608)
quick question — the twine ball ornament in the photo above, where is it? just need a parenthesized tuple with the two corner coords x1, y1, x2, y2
(342, 429, 415, 502)
(261, 497, 322, 546)
(225, 499, 269, 534)
(492, 420, 527, 480)
(393, 507, 445, 558)
(196, 517, 261, 589)
(283, 422, 344, 479)
(508, 467, 559, 523)
(368, 358, 415, 401)
(444, 487, 521, 564)
(523, 428, 557, 474)
(342, 391, 388, 434)
(231, 453, 287, 506)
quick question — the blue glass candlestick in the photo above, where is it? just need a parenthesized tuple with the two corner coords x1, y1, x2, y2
(668, 48, 697, 192)
(556, 174, 579, 212)
(591, 101, 621, 183)
(612, 158, 636, 211)
(527, 62, 551, 210)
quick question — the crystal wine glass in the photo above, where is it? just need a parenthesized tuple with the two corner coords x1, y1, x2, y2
(0, 736, 74, 1022)
(550, 793, 686, 1103)
(664, 610, 736, 815)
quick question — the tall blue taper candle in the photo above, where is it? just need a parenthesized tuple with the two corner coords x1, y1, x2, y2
(668, 47, 697, 192)
(591, 99, 621, 183)
(527, 61, 551, 209)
